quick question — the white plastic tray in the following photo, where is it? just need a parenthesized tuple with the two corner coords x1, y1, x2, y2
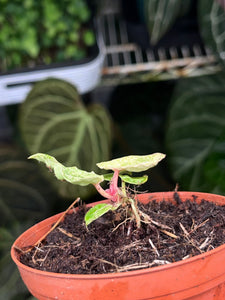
(0, 41, 104, 106)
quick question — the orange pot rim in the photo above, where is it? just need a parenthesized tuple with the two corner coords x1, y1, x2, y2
(11, 191, 225, 280)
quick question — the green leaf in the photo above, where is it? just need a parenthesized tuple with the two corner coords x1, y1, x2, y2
(29, 153, 104, 186)
(198, 0, 225, 65)
(19, 78, 112, 199)
(0, 223, 32, 300)
(103, 173, 148, 185)
(166, 74, 225, 193)
(144, 0, 181, 44)
(103, 173, 114, 181)
(0, 143, 53, 299)
(204, 132, 225, 193)
(22, 28, 39, 58)
(0, 0, 93, 70)
(83, 30, 95, 46)
(0, 145, 47, 225)
(85, 203, 120, 226)
(119, 174, 148, 185)
(97, 153, 165, 172)
(179, 0, 192, 17)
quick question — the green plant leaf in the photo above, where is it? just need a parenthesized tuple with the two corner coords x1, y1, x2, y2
(0, 143, 54, 299)
(83, 30, 95, 46)
(103, 173, 148, 185)
(0, 145, 48, 225)
(103, 173, 114, 181)
(204, 132, 225, 193)
(179, 0, 192, 17)
(119, 174, 148, 185)
(0, 0, 93, 71)
(19, 78, 112, 199)
(0, 223, 33, 300)
(144, 0, 181, 44)
(97, 153, 165, 172)
(166, 74, 225, 193)
(198, 0, 225, 65)
(29, 153, 104, 186)
(85, 203, 120, 226)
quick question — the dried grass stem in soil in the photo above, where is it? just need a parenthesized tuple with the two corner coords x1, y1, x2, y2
(20, 193, 225, 274)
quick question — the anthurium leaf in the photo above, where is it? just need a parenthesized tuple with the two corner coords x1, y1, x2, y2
(166, 74, 225, 192)
(179, 0, 192, 17)
(198, 0, 225, 65)
(144, 0, 181, 44)
(0, 223, 34, 300)
(204, 132, 225, 193)
(0, 145, 50, 299)
(29, 153, 104, 186)
(19, 79, 112, 199)
(85, 203, 120, 226)
(119, 174, 148, 185)
(97, 153, 165, 172)
(0, 145, 47, 224)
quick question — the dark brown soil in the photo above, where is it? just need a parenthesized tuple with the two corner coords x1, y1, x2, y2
(20, 193, 225, 274)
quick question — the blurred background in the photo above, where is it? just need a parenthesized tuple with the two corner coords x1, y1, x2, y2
(0, 0, 225, 298)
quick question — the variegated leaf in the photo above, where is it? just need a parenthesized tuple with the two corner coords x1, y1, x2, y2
(97, 153, 165, 172)
(29, 153, 104, 186)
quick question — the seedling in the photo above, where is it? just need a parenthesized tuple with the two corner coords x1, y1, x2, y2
(29, 153, 165, 227)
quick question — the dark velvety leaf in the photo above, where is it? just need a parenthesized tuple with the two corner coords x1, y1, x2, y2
(198, 0, 225, 65)
(20, 79, 112, 199)
(166, 74, 225, 193)
(144, 0, 181, 44)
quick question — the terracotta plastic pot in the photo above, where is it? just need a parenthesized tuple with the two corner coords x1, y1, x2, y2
(11, 192, 225, 300)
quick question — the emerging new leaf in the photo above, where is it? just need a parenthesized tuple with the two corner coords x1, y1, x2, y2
(85, 203, 120, 226)
(29, 153, 104, 186)
(103, 173, 114, 182)
(103, 173, 148, 185)
(119, 174, 148, 185)
(97, 153, 166, 172)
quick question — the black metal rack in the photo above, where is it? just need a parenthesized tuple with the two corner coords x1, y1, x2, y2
(97, 12, 221, 86)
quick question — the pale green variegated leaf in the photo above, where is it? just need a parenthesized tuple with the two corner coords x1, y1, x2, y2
(144, 0, 181, 44)
(166, 74, 225, 193)
(85, 203, 120, 226)
(19, 78, 112, 199)
(29, 153, 104, 186)
(198, 0, 225, 64)
(119, 174, 148, 185)
(97, 153, 165, 172)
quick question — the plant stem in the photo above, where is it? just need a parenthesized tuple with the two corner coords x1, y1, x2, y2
(111, 169, 119, 193)
(109, 169, 120, 202)
(94, 183, 112, 200)
(130, 199, 141, 228)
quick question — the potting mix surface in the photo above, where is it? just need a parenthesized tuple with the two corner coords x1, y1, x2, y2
(20, 193, 225, 274)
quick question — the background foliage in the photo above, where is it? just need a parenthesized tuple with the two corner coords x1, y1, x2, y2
(0, 144, 56, 300)
(0, 0, 95, 72)
(166, 73, 225, 194)
(198, 0, 225, 65)
(19, 78, 112, 200)
(1, 1, 225, 299)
